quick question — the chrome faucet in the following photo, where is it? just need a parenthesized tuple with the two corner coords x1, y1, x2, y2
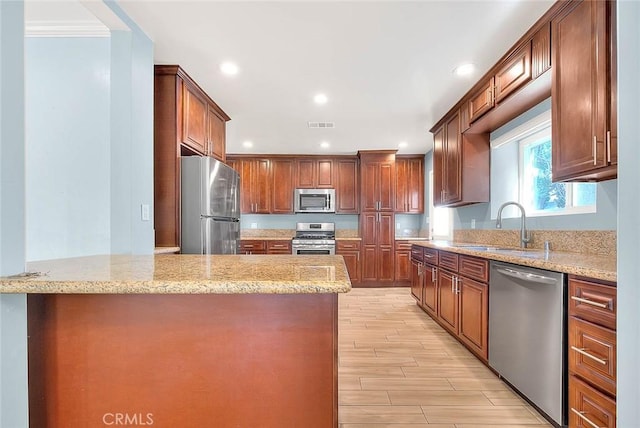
(496, 201, 531, 249)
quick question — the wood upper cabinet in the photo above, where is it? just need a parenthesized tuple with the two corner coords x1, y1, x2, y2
(552, 0, 617, 182)
(469, 42, 532, 123)
(532, 22, 552, 79)
(360, 212, 395, 283)
(182, 82, 208, 154)
(359, 151, 396, 212)
(432, 110, 489, 208)
(468, 78, 494, 123)
(296, 158, 333, 188)
(335, 158, 359, 214)
(153, 65, 230, 247)
(395, 156, 424, 213)
(207, 107, 226, 161)
(236, 158, 271, 214)
(271, 158, 295, 214)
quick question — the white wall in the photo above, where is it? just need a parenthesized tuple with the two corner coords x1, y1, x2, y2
(25, 37, 111, 261)
(616, 0, 640, 424)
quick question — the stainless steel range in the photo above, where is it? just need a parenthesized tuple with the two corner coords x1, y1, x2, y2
(291, 222, 335, 255)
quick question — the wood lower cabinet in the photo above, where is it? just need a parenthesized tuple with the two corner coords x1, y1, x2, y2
(395, 156, 424, 213)
(266, 240, 292, 255)
(411, 246, 489, 361)
(360, 212, 394, 284)
(335, 158, 359, 214)
(568, 275, 617, 425)
(552, 0, 617, 182)
(154, 65, 230, 247)
(394, 241, 413, 283)
(336, 240, 361, 284)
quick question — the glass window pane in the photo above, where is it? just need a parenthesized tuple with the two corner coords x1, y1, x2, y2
(573, 182, 597, 207)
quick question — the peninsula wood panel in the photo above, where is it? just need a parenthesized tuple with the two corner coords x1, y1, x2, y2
(28, 293, 338, 428)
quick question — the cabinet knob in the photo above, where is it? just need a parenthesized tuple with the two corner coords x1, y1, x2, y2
(592, 135, 597, 166)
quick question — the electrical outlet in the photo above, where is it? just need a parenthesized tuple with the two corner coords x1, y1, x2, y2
(141, 204, 150, 221)
(250, 223, 258, 229)
(396, 222, 401, 229)
(471, 219, 476, 229)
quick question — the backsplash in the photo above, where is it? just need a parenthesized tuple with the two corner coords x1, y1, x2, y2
(453, 229, 616, 256)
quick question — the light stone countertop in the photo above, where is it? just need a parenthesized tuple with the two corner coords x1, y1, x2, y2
(0, 254, 352, 294)
(410, 240, 616, 283)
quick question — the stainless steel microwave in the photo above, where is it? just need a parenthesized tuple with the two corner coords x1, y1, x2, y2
(294, 188, 336, 213)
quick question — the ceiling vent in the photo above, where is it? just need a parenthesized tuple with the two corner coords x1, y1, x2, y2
(307, 122, 335, 129)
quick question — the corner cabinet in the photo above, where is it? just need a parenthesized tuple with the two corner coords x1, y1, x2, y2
(551, 0, 617, 182)
(154, 65, 230, 247)
(432, 110, 490, 207)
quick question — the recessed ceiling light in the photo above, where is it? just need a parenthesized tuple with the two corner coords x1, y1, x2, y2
(320, 141, 330, 149)
(314, 93, 328, 105)
(453, 63, 475, 77)
(220, 62, 239, 76)
(242, 140, 253, 148)
(398, 141, 408, 148)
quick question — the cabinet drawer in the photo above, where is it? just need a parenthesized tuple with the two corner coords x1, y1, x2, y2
(422, 248, 438, 266)
(395, 241, 413, 251)
(410, 245, 424, 262)
(438, 251, 458, 271)
(569, 316, 616, 396)
(337, 240, 361, 251)
(458, 255, 489, 282)
(569, 277, 616, 330)
(267, 240, 292, 254)
(569, 375, 616, 428)
(239, 240, 267, 251)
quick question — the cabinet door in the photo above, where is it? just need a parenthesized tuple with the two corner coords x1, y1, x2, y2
(378, 160, 395, 211)
(360, 213, 378, 282)
(494, 42, 532, 104)
(237, 160, 253, 214)
(432, 126, 445, 206)
(410, 260, 423, 303)
(360, 161, 379, 211)
(458, 277, 488, 360)
(207, 107, 225, 161)
(182, 83, 207, 154)
(406, 157, 424, 213)
(469, 77, 494, 123)
(317, 159, 334, 188)
(296, 159, 316, 188)
(395, 158, 408, 212)
(423, 264, 438, 317)
(443, 113, 461, 205)
(271, 159, 295, 214)
(552, 0, 610, 180)
(335, 159, 359, 214)
(340, 251, 360, 284)
(437, 270, 458, 335)
(377, 213, 395, 282)
(532, 22, 551, 79)
(395, 250, 411, 282)
(252, 159, 272, 214)
(608, 1, 617, 168)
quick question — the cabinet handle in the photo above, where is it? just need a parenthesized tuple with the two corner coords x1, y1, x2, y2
(486, 87, 492, 105)
(570, 408, 603, 428)
(451, 276, 456, 293)
(592, 136, 597, 165)
(456, 277, 462, 294)
(431, 267, 436, 283)
(606, 130, 611, 163)
(571, 295, 609, 309)
(570, 346, 607, 365)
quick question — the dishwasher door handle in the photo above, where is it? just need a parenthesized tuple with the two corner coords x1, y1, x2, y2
(494, 267, 558, 285)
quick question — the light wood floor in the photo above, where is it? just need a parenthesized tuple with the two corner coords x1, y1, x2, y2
(338, 288, 553, 427)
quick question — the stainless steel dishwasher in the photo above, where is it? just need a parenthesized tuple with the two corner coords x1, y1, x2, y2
(489, 261, 566, 427)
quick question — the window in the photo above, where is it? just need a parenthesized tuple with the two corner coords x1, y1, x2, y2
(490, 107, 596, 218)
(428, 170, 452, 239)
(519, 127, 596, 216)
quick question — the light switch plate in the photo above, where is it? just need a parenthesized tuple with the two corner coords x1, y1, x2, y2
(141, 204, 150, 221)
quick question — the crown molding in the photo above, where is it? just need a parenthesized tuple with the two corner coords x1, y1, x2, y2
(25, 20, 110, 37)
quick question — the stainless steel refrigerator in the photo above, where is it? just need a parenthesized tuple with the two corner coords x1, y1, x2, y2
(181, 156, 240, 254)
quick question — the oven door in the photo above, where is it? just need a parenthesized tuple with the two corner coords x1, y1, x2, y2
(292, 245, 335, 255)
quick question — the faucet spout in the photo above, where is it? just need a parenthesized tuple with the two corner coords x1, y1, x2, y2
(496, 201, 531, 249)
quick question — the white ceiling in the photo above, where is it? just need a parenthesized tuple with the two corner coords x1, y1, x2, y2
(30, 0, 556, 156)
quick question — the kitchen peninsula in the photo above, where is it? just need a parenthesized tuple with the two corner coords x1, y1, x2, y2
(1, 254, 351, 428)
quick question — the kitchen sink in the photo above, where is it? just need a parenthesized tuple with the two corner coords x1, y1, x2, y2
(450, 244, 545, 258)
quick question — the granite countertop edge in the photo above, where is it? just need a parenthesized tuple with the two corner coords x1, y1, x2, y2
(409, 240, 617, 283)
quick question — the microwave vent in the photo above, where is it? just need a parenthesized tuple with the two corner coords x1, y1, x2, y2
(307, 121, 335, 129)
